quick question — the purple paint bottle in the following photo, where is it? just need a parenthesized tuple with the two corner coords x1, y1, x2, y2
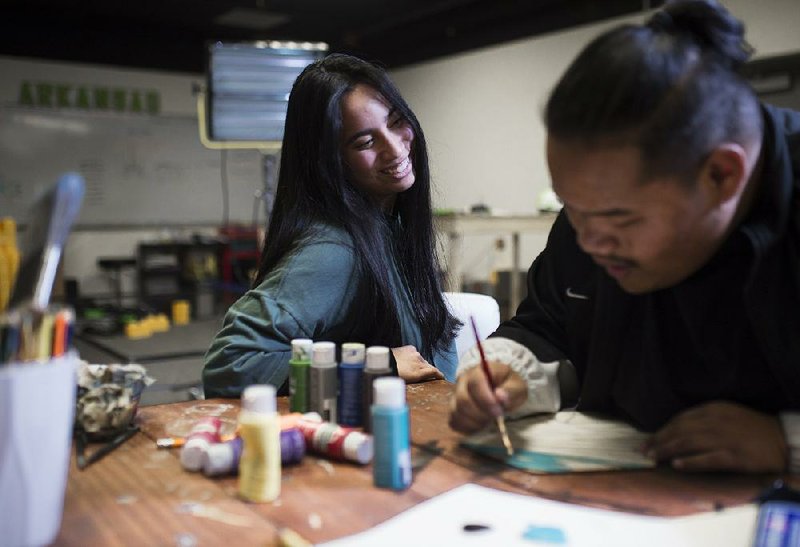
(202, 428, 306, 477)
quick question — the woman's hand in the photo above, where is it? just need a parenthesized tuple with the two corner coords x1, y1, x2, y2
(392, 345, 444, 383)
(448, 362, 528, 434)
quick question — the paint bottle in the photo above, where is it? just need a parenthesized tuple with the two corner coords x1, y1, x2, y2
(309, 341, 338, 423)
(337, 342, 365, 427)
(361, 346, 393, 433)
(204, 436, 244, 476)
(289, 338, 313, 413)
(203, 428, 306, 477)
(179, 416, 222, 472)
(238, 384, 280, 503)
(295, 418, 373, 465)
(371, 377, 412, 490)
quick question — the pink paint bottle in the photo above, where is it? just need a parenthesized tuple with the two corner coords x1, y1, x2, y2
(179, 417, 222, 472)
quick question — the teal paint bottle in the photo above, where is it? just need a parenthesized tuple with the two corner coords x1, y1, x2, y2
(371, 377, 412, 490)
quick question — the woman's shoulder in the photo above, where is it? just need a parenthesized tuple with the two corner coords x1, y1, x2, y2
(304, 221, 355, 248)
(257, 222, 358, 289)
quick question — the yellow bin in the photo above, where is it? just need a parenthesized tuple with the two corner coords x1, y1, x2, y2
(172, 299, 190, 325)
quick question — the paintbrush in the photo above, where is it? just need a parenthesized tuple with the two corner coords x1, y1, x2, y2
(9, 173, 85, 312)
(470, 316, 514, 457)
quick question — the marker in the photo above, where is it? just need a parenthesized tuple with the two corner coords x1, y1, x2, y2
(19, 309, 35, 361)
(36, 311, 55, 361)
(0, 312, 21, 364)
(51, 308, 69, 357)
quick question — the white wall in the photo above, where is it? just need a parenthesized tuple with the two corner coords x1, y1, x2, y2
(0, 56, 219, 301)
(390, 0, 800, 279)
(4, 0, 800, 300)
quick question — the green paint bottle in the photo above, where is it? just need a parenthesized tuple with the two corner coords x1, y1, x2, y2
(289, 338, 313, 412)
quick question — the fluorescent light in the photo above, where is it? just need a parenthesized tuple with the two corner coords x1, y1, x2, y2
(213, 8, 290, 31)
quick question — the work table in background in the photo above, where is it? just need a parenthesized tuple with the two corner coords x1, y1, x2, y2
(56, 381, 791, 545)
(435, 213, 556, 316)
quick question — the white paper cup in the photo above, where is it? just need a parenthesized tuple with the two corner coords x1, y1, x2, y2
(0, 354, 77, 547)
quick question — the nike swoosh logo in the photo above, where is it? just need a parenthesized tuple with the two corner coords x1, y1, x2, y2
(565, 287, 589, 300)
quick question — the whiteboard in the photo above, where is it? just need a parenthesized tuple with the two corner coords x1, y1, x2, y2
(0, 106, 267, 227)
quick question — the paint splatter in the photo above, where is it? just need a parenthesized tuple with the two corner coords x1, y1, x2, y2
(116, 494, 137, 505)
(184, 403, 235, 416)
(315, 459, 335, 476)
(308, 512, 323, 529)
(463, 523, 491, 532)
(174, 532, 197, 547)
(521, 524, 567, 544)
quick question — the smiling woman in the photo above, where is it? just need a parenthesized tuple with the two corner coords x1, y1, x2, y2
(340, 85, 416, 212)
(203, 54, 461, 398)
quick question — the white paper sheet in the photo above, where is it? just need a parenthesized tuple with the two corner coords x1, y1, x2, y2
(320, 483, 757, 547)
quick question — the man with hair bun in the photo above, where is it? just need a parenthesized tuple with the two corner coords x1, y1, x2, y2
(449, 0, 800, 474)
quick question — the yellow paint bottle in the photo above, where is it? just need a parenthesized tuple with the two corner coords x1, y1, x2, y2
(238, 384, 280, 503)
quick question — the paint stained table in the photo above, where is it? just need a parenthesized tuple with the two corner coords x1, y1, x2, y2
(56, 381, 795, 545)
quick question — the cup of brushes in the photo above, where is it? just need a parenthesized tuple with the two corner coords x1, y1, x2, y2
(0, 173, 87, 546)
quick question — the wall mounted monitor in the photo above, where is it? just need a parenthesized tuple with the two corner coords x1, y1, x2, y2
(206, 41, 328, 142)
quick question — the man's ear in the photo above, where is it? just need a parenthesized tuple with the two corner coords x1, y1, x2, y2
(698, 143, 749, 205)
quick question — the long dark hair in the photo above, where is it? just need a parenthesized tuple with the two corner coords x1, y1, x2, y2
(545, 0, 762, 182)
(254, 53, 459, 359)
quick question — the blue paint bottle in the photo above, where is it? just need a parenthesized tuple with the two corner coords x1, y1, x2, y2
(371, 377, 412, 490)
(338, 342, 365, 427)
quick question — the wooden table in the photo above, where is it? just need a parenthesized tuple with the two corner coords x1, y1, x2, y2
(55, 381, 794, 545)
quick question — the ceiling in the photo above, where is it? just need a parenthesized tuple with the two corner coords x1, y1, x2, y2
(0, 0, 664, 74)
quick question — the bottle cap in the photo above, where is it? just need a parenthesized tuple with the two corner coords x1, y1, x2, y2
(302, 411, 323, 423)
(365, 346, 391, 371)
(241, 384, 276, 414)
(291, 338, 313, 361)
(373, 377, 405, 408)
(312, 341, 336, 366)
(343, 431, 374, 464)
(341, 343, 366, 364)
(180, 440, 207, 471)
(203, 439, 239, 476)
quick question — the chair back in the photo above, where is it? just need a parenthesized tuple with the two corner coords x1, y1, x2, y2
(443, 292, 501, 359)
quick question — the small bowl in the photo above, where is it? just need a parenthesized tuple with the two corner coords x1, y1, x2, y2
(74, 362, 154, 441)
